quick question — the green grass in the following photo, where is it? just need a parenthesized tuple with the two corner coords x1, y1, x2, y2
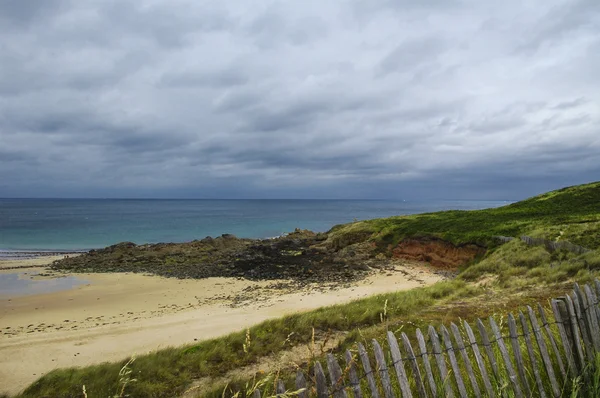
(327, 181, 600, 250)
(17, 181, 600, 397)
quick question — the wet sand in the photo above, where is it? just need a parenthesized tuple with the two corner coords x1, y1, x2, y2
(0, 256, 443, 396)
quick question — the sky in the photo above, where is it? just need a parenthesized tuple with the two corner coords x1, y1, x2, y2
(0, 0, 599, 200)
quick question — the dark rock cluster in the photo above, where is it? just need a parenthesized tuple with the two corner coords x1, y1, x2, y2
(51, 229, 372, 283)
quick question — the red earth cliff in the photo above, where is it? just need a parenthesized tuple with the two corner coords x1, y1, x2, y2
(392, 238, 485, 269)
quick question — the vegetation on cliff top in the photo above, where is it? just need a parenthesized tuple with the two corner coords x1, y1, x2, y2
(326, 181, 600, 250)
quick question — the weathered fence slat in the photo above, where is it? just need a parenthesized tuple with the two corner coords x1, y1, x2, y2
(507, 314, 531, 396)
(429, 325, 454, 398)
(564, 295, 587, 371)
(295, 370, 308, 398)
(277, 379, 286, 396)
(587, 283, 600, 342)
(358, 343, 380, 398)
(582, 284, 600, 353)
(387, 331, 412, 398)
(440, 325, 468, 397)
(401, 332, 427, 398)
(373, 339, 395, 398)
(567, 290, 594, 361)
(345, 350, 363, 398)
(314, 361, 328, 398)
(519, 312, 546, 398)
(476, 319, 503, 386)
(551, 299, 578, 378)
(570, 291, 594, 362)
(586, 283, 600, 325)
(528, 306, 561, 397)
(416, 329, 437, 398)
(537, 303, 567, 381)
(253, 389, 261, 398)
(450, 323, 480, 397)
(327, 353, 348, 398)
(575, 284, 600, 355)
(489, 317, 523, 398)
(463, 320, 495, 397)
(593, 280, 600, 330)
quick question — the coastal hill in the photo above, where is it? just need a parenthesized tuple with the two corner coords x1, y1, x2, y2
(20, 181, 600, 398)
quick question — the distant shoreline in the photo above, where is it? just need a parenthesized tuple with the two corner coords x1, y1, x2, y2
(0, 250, 87, 261)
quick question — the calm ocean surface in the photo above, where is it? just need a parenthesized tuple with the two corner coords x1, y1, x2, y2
(0, 199, 509, 253)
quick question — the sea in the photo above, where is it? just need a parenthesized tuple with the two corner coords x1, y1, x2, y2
(0, 199, 509, 257)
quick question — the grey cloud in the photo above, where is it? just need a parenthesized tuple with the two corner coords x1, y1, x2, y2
(246, 5, 328, 48)
(0, 0, 599, 199)
(0, 0, 67, 28)
(378, 37, 446, 77)
(159, 68, 249, 89)
(516, 0, 600, 53)
(553, 97, 588, 110)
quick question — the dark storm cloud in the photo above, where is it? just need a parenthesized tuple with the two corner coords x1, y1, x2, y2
(0, 0, 599, 199)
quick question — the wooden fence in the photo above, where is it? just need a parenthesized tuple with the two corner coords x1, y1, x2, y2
(251, 280, 600, 397)
(494, 235, 590, 255)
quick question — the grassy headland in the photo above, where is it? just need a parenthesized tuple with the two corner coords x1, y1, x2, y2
(19, 181, 600, 397)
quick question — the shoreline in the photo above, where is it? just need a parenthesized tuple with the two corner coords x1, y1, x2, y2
(0, 251, 87, 263)
(0, 255, 444, 396)
(0, 255, 73, 272)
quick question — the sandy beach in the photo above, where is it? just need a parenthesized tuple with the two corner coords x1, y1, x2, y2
(0, 256, 443, 396)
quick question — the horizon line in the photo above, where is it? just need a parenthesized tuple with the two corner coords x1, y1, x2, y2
(0, 197, 514, 202)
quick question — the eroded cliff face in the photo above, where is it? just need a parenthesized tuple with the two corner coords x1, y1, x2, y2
(392, 238, 486, 269)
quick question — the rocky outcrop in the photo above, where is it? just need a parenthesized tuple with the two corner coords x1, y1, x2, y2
(53, 226, 486, 282)
(52, 229, 369, 283)
(392, 238, 485, 269)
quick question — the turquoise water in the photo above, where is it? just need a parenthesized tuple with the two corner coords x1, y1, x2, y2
(0, 199, 509, 252)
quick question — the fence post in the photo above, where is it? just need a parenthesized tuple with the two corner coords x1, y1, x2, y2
(585, 283, 600, 325)
(296, 371, 308, 398)
(507, 314, 531, 396)
(416, 328, 438, 398)
(440, 325, 468, 397)
(344, 350, 363, 398)
(581, 284, 600, 353)
(574, 284, 600, 355)
(564, 295, 587, 371)
(373, 339, 395, 398)
(527, 306, 561, 397)
(400, 332, 428, 398)
(537, 303, 567, 381)
(276, 380, 286, 396)
(551, 299, 578, 378)
(476, 319, 503, 387)
(327, 353, 348, 398)
(450, 323, 481, 398)
(387, 331, 412, 398)
(463, 320, 495, 397)
(519, 312, 546, 398)
(314, 361, 328, 398)
(429, 325, 454, 398)
(489, 317, 523, 398)
(358, 343, 380, 398)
